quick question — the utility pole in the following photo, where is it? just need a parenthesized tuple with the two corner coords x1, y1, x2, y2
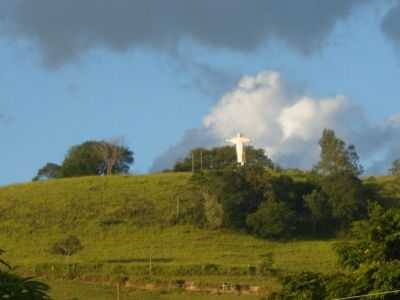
(200, 151, 203, 171)
(149, 252, 153, 276)
(176, 196, 180, 221)
(192, 152, 195, 173)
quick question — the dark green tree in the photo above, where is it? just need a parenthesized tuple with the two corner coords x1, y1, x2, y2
(336, 204, 400, 270)
(174, 145, 274, 172)
(304, 190, 333, 235)
(0, 249, 51, 300)
(320, 173, 367, 229)
(192, 166, 316, 237)
(33, 163, 62, 181)
(246, 199, 295, 239)
(202, 165, 274, 229)
(273, 205, 400, 300)
(0, 273, 51, 300)
(271, 272, 328, 300)
(314, 129, 363, 176)
(61, 140, 134, 177)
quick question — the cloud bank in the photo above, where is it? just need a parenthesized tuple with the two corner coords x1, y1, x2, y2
(151, 71, 400, 173)
(0, 0, 370, 66)
(382, 0, 400, 48)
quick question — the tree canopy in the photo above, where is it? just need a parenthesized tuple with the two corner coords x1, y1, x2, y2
(314, 129, 363, 176)
(34, 140, 134, 180)
(33, 163, 62, 181)
(173, 145, 274, 172)
(272, 205, 400, 300)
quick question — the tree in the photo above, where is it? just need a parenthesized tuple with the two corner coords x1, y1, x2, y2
(332, 205, 400, 298)
(304, 190, 333, 235)
(192, 165, 315, 236)
(390, 159, 400, 176)
(33, 163, 62, 181)
(271, 272, 328, 300)
(199, 165, 273, 229)
(203, 193, 224, 230)
(173, 146, 274, 172)
(320, 172, 367, 228)
(51, 235, 83, 257)
(272, 205, 400, 300)
(61, 140, 134, 177)
(314, 129, 363, 176)
(246, 200, 295, 239)
(94, 138, 131, 176)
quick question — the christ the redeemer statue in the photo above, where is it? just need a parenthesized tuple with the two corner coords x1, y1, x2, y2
(226, 133, 251, 166)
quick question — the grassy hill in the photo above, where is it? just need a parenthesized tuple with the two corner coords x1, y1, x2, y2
(2, 172, 383, 295)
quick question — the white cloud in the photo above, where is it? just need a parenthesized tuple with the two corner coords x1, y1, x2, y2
(152, 71, 400, 173)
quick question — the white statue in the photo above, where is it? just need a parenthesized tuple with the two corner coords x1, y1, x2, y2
(226, 133, 251, 166)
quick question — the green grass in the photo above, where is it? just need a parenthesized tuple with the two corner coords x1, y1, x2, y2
(2, 226, 337, 273)
(48, 280, 260, 300)
(0, 173, 343, 297)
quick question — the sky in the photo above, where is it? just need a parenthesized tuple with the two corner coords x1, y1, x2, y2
(1, 0, 400, 185)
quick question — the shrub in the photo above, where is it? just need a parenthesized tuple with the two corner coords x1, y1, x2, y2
(51, 235, 83, 256)
(0, 271, 51, 300)
(203, 193, 224, 229)
(272, 272, 327, 300)
(247, 200, 295, 239)
(258, 253, 274, 275)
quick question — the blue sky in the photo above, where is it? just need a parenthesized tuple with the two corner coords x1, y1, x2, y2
(1, 1, 400, 185)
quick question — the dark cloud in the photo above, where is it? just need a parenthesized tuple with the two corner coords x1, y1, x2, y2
(178, 61, 240, 98)
(0, 0, 370, 67)
(381, 1, 400, 47)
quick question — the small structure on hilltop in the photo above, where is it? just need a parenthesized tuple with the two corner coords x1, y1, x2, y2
(226, 133, 251, 166)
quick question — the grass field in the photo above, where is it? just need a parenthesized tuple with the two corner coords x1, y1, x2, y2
(48, 280, 260, 300)
(3, 172, 387, 297)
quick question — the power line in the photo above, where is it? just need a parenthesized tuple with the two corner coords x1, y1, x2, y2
(333, 289, 400, 300)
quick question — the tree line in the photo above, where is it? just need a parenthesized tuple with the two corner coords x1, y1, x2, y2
(176, 129, 369, 239)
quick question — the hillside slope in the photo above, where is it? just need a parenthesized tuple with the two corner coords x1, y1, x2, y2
(0, 173, 342, 289)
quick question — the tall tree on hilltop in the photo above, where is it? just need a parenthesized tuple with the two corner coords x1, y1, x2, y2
(61, 140, 134, 177)
(314, 129, 363, 176)
(94, 138, 132, 176)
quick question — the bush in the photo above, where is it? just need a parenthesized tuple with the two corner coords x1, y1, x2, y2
(0, 271, 51, 300)
(246, 200, 295, 239)
(258, 253, 274, 275)
(203, 193, 224, 229)
(272, 272, 327, 300)
(51, 235, 83, 256)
